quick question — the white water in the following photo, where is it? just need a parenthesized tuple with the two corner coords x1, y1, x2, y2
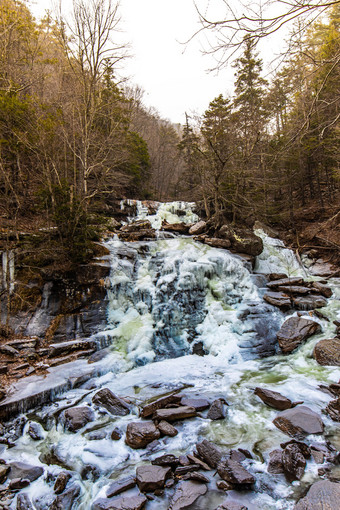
(2, 201, 340, 510)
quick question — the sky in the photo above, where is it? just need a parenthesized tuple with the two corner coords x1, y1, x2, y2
(28, 0, 283, 125)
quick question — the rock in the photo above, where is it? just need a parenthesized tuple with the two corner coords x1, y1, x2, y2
(48, 340, 97, 358)
(136, 465, 171, 492)
(268, 273, 288, 281)
(325, 397, 340, 421)
(17, 493, 34, 510)
(111, 427, 123, 440)
(278, 286, 311, 295)
(207, 399, 226, 420)
(310, 260, 336, 277)
(62, 407, 95, 432)
(50, 485, 81, 510)
(280, 440, 311, 459)
(92, 494, 147, 510)
(54, 471, 72, 494)
(311, 281, 333, 298)
(0, 464, 10, 483)
(273, 406, 324, 438)
(118, 229, 156, 241)
(282, 443, 306, 482)
(217, 459, 255, 486)
(153, 406, 197, 422)
(219, 226, 263, 256)
(314, 338, 340, 366)
(292, 295, 327, 310)
(81, 464, 100, 481)
(161, 220, 191, 234)
(196, 440, 224, 468)
(92, 389, 130, 416)
(28, 422, 44, 441)
(9, 477, 30, 489)
(277, 317, 321, 353)
(125, 421, 160, 449)
(88, 349, 110, 364)
(182, 471, 210, 483)
(215, 502, 248, 510)
(189, 221, 207, 235)
(175, 465, 200, 476)
(151, 454, 180, 468)
(268, 449, 284, 474)
(294, 480, 340, 509)
(263, 292, 291, 310)
(180, 397, 210, 411)
(168, 480, 207, 510)
(0, 345, 19, 356)
(106, 476, 136, 498)
(8, 461, 44, 482)
(140, 392, 182, 418)
(216, 480, 233, 491)
(157, 420, 178, 437)
(204, 238, 231, 249)
(187, 454, 211, 471)
(254, 387, 293, 410)
(267, 277, 304, 288)
(120, 220, 152, 232)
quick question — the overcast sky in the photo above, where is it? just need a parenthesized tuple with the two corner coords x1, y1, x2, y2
(28, 0, 282, 125)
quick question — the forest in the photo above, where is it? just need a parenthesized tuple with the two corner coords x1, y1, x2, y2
(0, 0, 339, 265)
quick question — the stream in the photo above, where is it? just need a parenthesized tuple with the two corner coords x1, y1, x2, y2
(1, 201, 340, 509)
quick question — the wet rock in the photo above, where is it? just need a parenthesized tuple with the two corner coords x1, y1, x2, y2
(267, 277, 304, 289)
(62, 407, 95, 432)
(207, 399, 226, 420)
(277, 317, 321, 353)
(48, 339, 97, 358)
(54, 471, 72, 494)
(153, 406, 197, 422)
(157, 420, 178, 437)
(175, 465, 200, 476)
(179, 455, 190, 466)
(217, 459, 255, 486)
(168, 480, 207, 510)
(151, 454, 180, 468)
(263, 292, 291, 310)
(92, 389, 130, 416)
(219, 226, 263, 256)
(278, 286, 311, 295)
(216, 480, 233, 491)
(187, 454, 211, 471)
(189, 221, 207, 235)
(0, 464, 10, 483)
(106, 476, 136, 498)
(292, 295, 327, 310)
(311, 281, 333, 298)
(50, 485, 80, 510)
(182, 471, 210, 483)
(268, 449, 284, 474)
(9, 477, 30, 490)
(180, 397, 210, 411)
(92, 494, 147, 510)
(81, 464, 100, 481)
(280, 440, 311, 459)
(16, 493, 34, 510)
(196, 440, 224, 468)
(136, 465, 171, 492)
(0, 345, 19, 356)
(111, 427, 123, 440)
(191, 341, 208, 356)
(325, 397, 340, 421)
(268, 273, 288, 281)
(314, 338, 340, 366)
(204, 238, 231, 249)
(294, 480, 340, 509)
(8, 462, 43, 482)
(273, 406, 324, 438)
(27, 422, 44, 441)
(125, 422, 160, 449)
(310, 260, 336, 277)
(88, 349, 110, 364)
(120, 220, 152, 232)
(215, 502, 248, 510)
(282, 443, 306, 482)
(140, 392, 182, 418)
(254, 387, 293, 410)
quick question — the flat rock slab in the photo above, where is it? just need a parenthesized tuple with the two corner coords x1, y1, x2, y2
(294, 480, 340, 509)
(136, 465, 171, 492)
(92, 494, 147, 510)
(92, 388, 130, 416)
(180, 397, 210, 411)
(217, 459, 255, 486)
(314, 338, 340, 366)
(8, 462, 44, 482)
(267, 277, 305, 288)
(277, 317, 321, 353)
(153, 406, 197, 422)
(125, 421, 160, 449)
(325, 397, 340, 421)
(157, 420, 178, 437)
(140, 392, 182, 418)
(189, 221, 207, 235)
(278, 286, 311, 295)
(263, 292, 291, 310)
(273, 406, 324, 439)
(62, 406, 95, 432)
(106, 476, 136, 498)
(254, 387, 292, 410)
(169, 480, 207, 510)
(292, 295, 327, 310)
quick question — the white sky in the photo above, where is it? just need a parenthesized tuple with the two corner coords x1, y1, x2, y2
(28, 0, 283, 125)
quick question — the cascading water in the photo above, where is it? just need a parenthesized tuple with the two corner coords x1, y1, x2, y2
(1, 201, 340, 510)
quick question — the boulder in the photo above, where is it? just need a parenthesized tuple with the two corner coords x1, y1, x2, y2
(151, 454, 180, 468)
(292, 295, 327, 310)
(157, 420, 178, 437)
(17, 494, 34, 510)
(263, 292, 291, 310)
(180, 397, 210, 411)
(153, 406, 197, 422)
(8, 461, 43, 482)
(277, 317, 321, 353)
(62, 407, 95, 432)
(219, 226, 263, 256)
(54, 471, 72, 494)
(273, 406, 324, 438)
(106, 476, 136, 498)
(217, 459, 255, 486)
(0, 464, 10, 483)
(92, 494, 147, 510)
(207, 399, 226, 420)
(325, 397, 340, 421)
(120, 220, 152, 232)
(125, 421, 160, 449)
(9, 478, 30, 490)
(310, 260, 336, 277)
(168, 480, 207, 510)
(294, 480, 340, 509)
(50, 485, 80, 510)
(140, 392, 182, 418)
(314, 338, 340, 366)
(282, 443, 306, 482)
(28, 422, 45, 441)
(267, 449, 284, 474)
(280, 440, 311, 459)
(92, 388, 130, 416)
(111, 427, 123, 440)
(254, 387, 293, 410)
(161, 220, 191, 234)
(136, 464, 171, 492)
(196, 440, 224, 468)
(311, 281, 333, 298)
(189, 221, 207, 235)
(204, 238, 232, 249)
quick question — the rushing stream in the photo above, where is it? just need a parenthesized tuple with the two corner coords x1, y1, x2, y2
(1, 201, 340, 509)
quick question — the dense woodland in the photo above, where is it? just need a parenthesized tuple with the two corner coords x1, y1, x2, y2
(0, 0, 339, 265)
